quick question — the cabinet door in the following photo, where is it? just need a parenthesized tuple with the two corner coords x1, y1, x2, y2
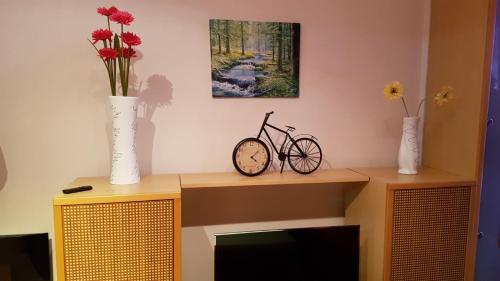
(57, 199, 176, 281)
(386, 186, 472, 281)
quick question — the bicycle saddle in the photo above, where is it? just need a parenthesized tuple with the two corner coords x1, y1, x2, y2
(285, 125, 296, 132)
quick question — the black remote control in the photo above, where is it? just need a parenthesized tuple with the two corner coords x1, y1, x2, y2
(62, 185, 93, 194)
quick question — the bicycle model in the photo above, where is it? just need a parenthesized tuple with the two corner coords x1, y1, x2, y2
(232, 111, 322, 176)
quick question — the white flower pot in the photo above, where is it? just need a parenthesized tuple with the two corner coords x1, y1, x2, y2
(109, 96, 140, 184)
(398, 116, 419, 175)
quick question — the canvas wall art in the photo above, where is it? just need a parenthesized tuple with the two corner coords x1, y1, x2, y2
(210, 19, 300, 97)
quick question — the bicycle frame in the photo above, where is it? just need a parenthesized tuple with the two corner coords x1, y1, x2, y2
(256, 114, 304, 157)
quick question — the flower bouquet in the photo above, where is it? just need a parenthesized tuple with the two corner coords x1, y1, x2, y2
(90, 6, 141, 96)
(384, 82, 454, 174)
(90, 6, 142, 184)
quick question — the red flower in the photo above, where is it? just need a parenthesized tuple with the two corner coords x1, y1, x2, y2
(110, 11, 134, 25)
(121, 48, 137, 58)
(121, 32, 141, 46)
(92, 29, 113, 44)
(99, 48, 118, 59)
(97, 6, 118, 17)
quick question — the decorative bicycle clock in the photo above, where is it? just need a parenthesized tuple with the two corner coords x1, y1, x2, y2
(232, 111, 323, 176)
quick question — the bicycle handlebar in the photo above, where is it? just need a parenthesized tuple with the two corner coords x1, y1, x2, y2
(262, 111, 274, 126)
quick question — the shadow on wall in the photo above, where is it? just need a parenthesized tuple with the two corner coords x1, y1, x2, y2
(0, 146, 7, 191)
(129, 65, 173, 176)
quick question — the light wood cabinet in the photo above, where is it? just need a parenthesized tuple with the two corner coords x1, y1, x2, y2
(53, 175, 181, 281)
(346, 167, 477, 281)
(52, 168, 477, 281)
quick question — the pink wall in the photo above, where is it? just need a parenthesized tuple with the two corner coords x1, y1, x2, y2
(0, 0, 430, 279)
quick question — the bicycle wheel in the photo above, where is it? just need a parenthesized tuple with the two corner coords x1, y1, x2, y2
(287, 137, 322, 174)
(232, 138, 271, 176)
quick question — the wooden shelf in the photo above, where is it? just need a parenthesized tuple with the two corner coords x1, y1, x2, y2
(179, 168, 369, 189)
(352, 166, 475, 188)
(53, 174, 181, 205)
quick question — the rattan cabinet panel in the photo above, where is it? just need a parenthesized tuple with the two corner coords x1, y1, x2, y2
(345, 167, 476, 281)
(61, 200, 174, 281)
(390, 187, 471, 281)
(53, 175, 181, 281)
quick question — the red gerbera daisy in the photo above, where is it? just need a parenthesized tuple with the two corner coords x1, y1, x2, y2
(92, 29, 113, 44)
(97, 6, 118, 17)
(99, 48, 118, 59)
(121, 48, 137, 58)
(110, 11, 134, 25)
(121, 32, 141, 46)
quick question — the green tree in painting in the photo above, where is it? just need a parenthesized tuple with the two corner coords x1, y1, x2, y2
(224, 20, 231, 54)
(210, 19, 300, 97)
(277, 23, 283, 71)
(239, 21, 249, 55)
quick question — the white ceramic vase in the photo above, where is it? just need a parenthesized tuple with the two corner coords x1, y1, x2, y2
(109, 96, 140, 184)
(398, 116, 419, 175)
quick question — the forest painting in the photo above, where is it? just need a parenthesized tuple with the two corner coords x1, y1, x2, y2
(210, 19, 300, 97)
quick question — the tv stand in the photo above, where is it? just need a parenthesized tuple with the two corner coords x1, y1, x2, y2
(53, 167, 476, 281)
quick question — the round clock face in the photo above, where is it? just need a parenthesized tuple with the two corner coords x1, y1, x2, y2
(233, 138, 270, 176)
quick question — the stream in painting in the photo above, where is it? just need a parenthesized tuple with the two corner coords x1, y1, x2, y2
(212, 54, 268, 97)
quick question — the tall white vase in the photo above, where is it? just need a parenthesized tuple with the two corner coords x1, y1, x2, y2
(398, 116, 419, 175)
(109, 96, 140, 184)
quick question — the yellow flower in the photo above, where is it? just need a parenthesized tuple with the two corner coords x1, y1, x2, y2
(384, 81, 404, 100)
(434, 86, 454, 106)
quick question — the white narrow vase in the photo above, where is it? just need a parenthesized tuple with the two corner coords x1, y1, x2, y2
(109, 96, 140, 184)
(398, 116, 419, 175)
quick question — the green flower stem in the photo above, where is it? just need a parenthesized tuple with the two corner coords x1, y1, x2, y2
(118, 56, 124, 96)
(110, 35, 116, 96)
(110, 59, 116, 96)
(401, 97, 410, 117)
(113, 59, 117, 95)
(114, 33, 125, 96)
(125, 47, 131, 93)
(120, 25, 128, 96)
(106, 64, 115, 96)
(416, 98, 427, 117)
(105, 17, 113, 95)
(88, 39, 116, 96)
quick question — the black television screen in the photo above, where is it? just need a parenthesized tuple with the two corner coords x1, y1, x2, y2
(215, 225, 359, 281)
(0, 233, 51, 281)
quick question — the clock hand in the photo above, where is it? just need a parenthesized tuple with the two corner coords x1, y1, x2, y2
(250, 151, 260, 162)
